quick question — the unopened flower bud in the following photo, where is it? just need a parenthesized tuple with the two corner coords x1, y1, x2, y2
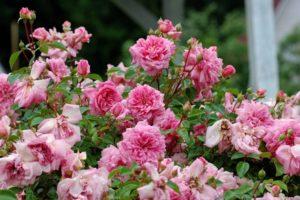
(256, 89, 266, 97)
(246, 88, 253, 94)
(62, 21, 71, 32)
(19, 41, 25, 49)
(76, 59, 91, 76)
(175, 23, 182, 31)
(258, 169, 266, 180)
(276, 90, 286, 102)
(271, 185, 281, 197)
(237, 93, 244, 103)
(183, 101, 191, 112)
(19, 7, 35, 21)
(222, 65, 236, 78)
(187, 37, 198, 47)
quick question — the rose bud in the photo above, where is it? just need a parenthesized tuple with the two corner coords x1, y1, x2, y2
(76, 59, 90, 76)
(256, 89, 266, 97)
(19, 7, 35, 20)
(271, 185, 281, 197)
(63, 21, 71, 32)
(222, 65, 236, 78)
(276, 90, 286, 102)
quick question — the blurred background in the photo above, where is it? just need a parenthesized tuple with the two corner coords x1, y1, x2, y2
(0, 0, 299, 95)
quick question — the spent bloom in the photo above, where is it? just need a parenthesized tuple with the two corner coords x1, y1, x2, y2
(118, 121, 166, 165)
(129, 35, 175, 76)
(0, 74, 15, 116)
(46, 58, 70, 83)
(275, 144, 300, 176)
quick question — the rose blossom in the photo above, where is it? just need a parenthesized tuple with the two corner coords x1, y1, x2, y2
(0, 115, 11, 138)
(127, 85, 164, 121)
(236, 100, 273, 128)
(32, 27, 50, 41)
(38, 104, 82, 146)
(109, 100, 129, 119)
(84, 81, 122, 115)
(46, 58, 70, 82)
(222, 65, 236, 78)
(129, 35, 175, 76)
(0, 154, 42, 187)
(275, 144, 300, 176)
(57, 168, 110, 200)
(76, 59, 90, 76)
(0, 74, 16, 116)
(264, 119, 300, 154)
(98, 145, 127, 171)
(184, 39, 223, 100)
(118, 121, 166, 165)
(157, 19, 182, 40)
(60, 150, 86, 178)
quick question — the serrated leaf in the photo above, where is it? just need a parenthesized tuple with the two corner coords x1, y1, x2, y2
(236, 161, 249, 178)
(9, 51, 21, 70)
(167, 180, 180, 193)
(231, 152, 245, 160)
(0, 190, 17, 200)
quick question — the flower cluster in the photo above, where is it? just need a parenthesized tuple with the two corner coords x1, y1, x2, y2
(0, 7, 299, 200)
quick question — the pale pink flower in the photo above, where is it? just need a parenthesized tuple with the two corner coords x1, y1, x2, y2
(14, 78, 50, 108)
(0, 115, 11, 138)
(76, 59, 90, 76)
(15, 130, 70, 173)
(185, 40, 223, 100)
(236, 100, 273, 128)
(216, 169, 238, 191)
(0, 154, 42, 187)
(57, 168, 110, 200)
(231, 123, 265, 155)
(61, 151, 86, 178)
(282, 92, 300, 119)
(157, 19, 182, 40)
(129, 35, 175, 76)
(127, 85, 164, 121)
(98, 145, 127, 171)
(46, 58, 70, 82)
(224, 92, 235, 113)
(44, 48, 68, 61)
(38, 104, 82, 146)
(32, 27, 50, 41)
(275, 144, 300, 176)
(31, 60, 46, 79)
(118, 121, 165, 165)
(0, 74, 16, 116)
(85, 81, 122, 115)
(264, 119, 300, 154)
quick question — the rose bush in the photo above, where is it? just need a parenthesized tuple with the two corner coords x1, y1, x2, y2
(0, 7, 299, 200)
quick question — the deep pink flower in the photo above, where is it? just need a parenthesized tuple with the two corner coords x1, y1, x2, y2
(85, 81, 122, 115)
(264, 119, 300, 154)
(0, 74, 16, 116)
(98, 145, 127, 171)
(57, 168, 110, 200)
(157, 19, 182, 40)
(222, 65, 236, 78)
(185, 40, 223, 100)
(127, 85, 164, 121)
(129, 35, 175, 76)
(32, 27, 50, 41)
(109, 100, 129, 119)
(276, 144, 300, 176)
(118, 121, 166, 165)
(76, 59, 90, 76)
(236, 100, 273, 128)
(46, 58, 70, 82)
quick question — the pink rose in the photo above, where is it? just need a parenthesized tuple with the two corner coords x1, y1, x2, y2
(109, 100, 129, 119)
(0, 154, 42, 187)
(62, 21, 71, 32)
(222, 65, 236, 78)
(19, 7, 34, 20)
(0, 116, 11, 138)
(38, 104, 82, 146)
(157, 19, 182, 40)
(46, 58, 70, 82)
(275, 144, 300, 176)
(153, 108, 180, 131)
(85, 81, 122, 115)
(129, 35, 175, 76)
(76, 59, 90, 76)
(118, 121, 166, 165)
(57, 168, 110, 200)
(32, 27, 50, 41)
(127, 85, 164, 121)
(61, 150, 86, 178)
(0, 74, 16, 116)
(98, 145, 127, 171)
(236, 100, 273, 128)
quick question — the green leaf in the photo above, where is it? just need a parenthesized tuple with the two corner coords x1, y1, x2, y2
(0, 190, 17, 200)
(30, 117, 44, 126)
(272, 158, 284, 177)
(125, 67, 136, 79)
(247, 153, 260, 160)
(9, 51, 21, 70)
(49, 41, 66, 50)
(231, 152, 245, 160)
(87, 73, 103, 81)
(167, 180, 180, 194)
(177, 128, 191, 145)
(273, 180, 288, 192)
(236, 161, 249, 178)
